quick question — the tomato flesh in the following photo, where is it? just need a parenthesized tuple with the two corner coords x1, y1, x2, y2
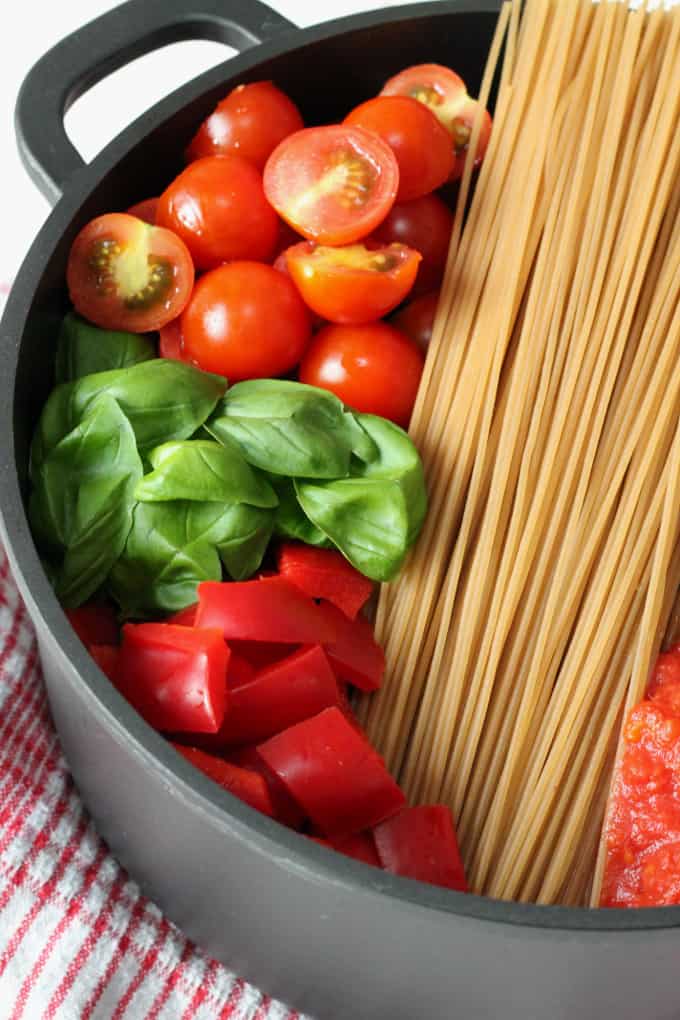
(263, 125, 399, 245)
(157, 155, 279, 270)
(601, 646, 680, 907)
(371, 193, 453, 297)
(186, 81, 304, 171)
(257, 706, 405, 837)
(180, 261, 311, 380)
(67, 213, 194, 333)
(381, 64, 491, 183)
(344, 96, 453, 202)
(285, 241, 420, 325)
(299, 321, 424, 427)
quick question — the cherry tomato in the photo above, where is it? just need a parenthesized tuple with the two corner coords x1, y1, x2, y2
(391, 290, 439, 350)
(299, 322, 424, 427)
(381, 64, 491, 181)
(66, 213, 194, 333)
(186, 81, 304, 170)
(344, 96, 453, 202)
(371, 193, 452, 296)
(285, 241, 420, 325)
(158, 317, 188, 362)
(157, 155, 279, 270)
(263, 125, 399, 245)
(272, 249, 325, 330)
(272, 218, 303, 261)
(126, 197, 159, 224)
(181, 261, 311, 380)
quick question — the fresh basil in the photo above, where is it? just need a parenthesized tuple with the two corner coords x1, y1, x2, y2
(55, 312, 155, 383)
(108, 499, 274, 614)
(29, 394, 143, 607)
(294, 413, 427, 581)
(32, 359, 227, 476)
(134, 440, 278, 508)
(206, 379, 355, 479)
(270, 477, 331, 547)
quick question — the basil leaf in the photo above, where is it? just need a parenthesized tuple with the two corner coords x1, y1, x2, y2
(351, 413, 427, 542)
(343, 411, 380, 464)
(293, 414, 427, 581)
(295, 477, 410, 581)
(108, 500, 274, 614)
(32, 360, 227, 476)
(134, 440, 278, 508)
(29, 394, 143, 607)
(55, 312, 155, 383)
(270, 477, 331, 547)
(206, 379, 354, 478)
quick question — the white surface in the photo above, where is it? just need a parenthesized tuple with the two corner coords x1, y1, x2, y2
(0, 0, 414, 295)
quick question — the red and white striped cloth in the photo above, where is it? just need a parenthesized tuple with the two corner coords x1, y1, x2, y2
(0, 549, 311, 1019)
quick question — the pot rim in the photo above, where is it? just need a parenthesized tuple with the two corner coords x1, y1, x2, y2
(1, 0, 674, 933)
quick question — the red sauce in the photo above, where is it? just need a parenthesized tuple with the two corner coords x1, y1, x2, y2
(601, 646, 680, 907)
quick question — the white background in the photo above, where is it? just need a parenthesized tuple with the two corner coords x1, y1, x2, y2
(0, 0, 414, 300)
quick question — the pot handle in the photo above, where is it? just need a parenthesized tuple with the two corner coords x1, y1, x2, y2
(15, 0, 297, 206)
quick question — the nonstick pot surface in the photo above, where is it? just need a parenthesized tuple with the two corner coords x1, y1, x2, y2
(3, 2, 680, 1018)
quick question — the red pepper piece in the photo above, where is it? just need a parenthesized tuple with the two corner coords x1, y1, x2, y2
(88, 643, 119, 682)
(257, 706, 405, 837)
(228, 653, 256, 689)
(230, 640, 299, 670)
(317, 600, 385, 691)
(229, 745, 306, 829)
(276, 542, 374, 619)
(66, 604, 119, 647)
(166, 603, 198, 627)
(116, 623, 229, 734)
(219, 644, 341, 747)
(373, 805, 468, 891)
(195, 577, 338, 644)
(330, 831, 381, 867)
(172, 743, 274, 817)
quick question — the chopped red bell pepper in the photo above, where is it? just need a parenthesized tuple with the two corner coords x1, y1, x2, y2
(66, 603, 119, 647)
(166, 603, 198, 627)
(89, 643, 119, 682)
(227, 652, 256, 688)
(228, 745, 306, 828)
(276, 542, 374, 619)
(218, 644, 341, 747)
(317, 600, 385, 691)
(116, 623, 229, 734)
(257, 706, 405, 837)
(229, 640, 299, 670)
(195, 577, 338, 644)
(373, 805, 468, 891)
(172, 744, 274, 817)
(329, 831, 381, 867)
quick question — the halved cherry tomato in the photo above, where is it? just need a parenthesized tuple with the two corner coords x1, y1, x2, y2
(285, 241, 420, 325)
(158, 317, 188, 362)
(66, 213, 194, 333)
(126, 197, 159, 224)
(186, 81, 304, 171)
(180, 261, 311, 380)
(257, 706, 405, 838)
(381, 64, 491, 182)
(115, 623, 229, 734)
(299, 322, 424, 427)
(371, 194, 452, 296)
(263, 125, 399, 245)
(344, 96, 453, 201)
(273, 218, 303, 261)
(157, 155, 279, 270)
(173, 744, 275, 817)
(391, 290, 440, 351)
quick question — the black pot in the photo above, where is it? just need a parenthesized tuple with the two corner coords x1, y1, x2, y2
(2, 2, 680, 1018)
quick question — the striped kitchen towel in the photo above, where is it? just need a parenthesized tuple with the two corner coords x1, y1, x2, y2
(0, 548, 309, 1020)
